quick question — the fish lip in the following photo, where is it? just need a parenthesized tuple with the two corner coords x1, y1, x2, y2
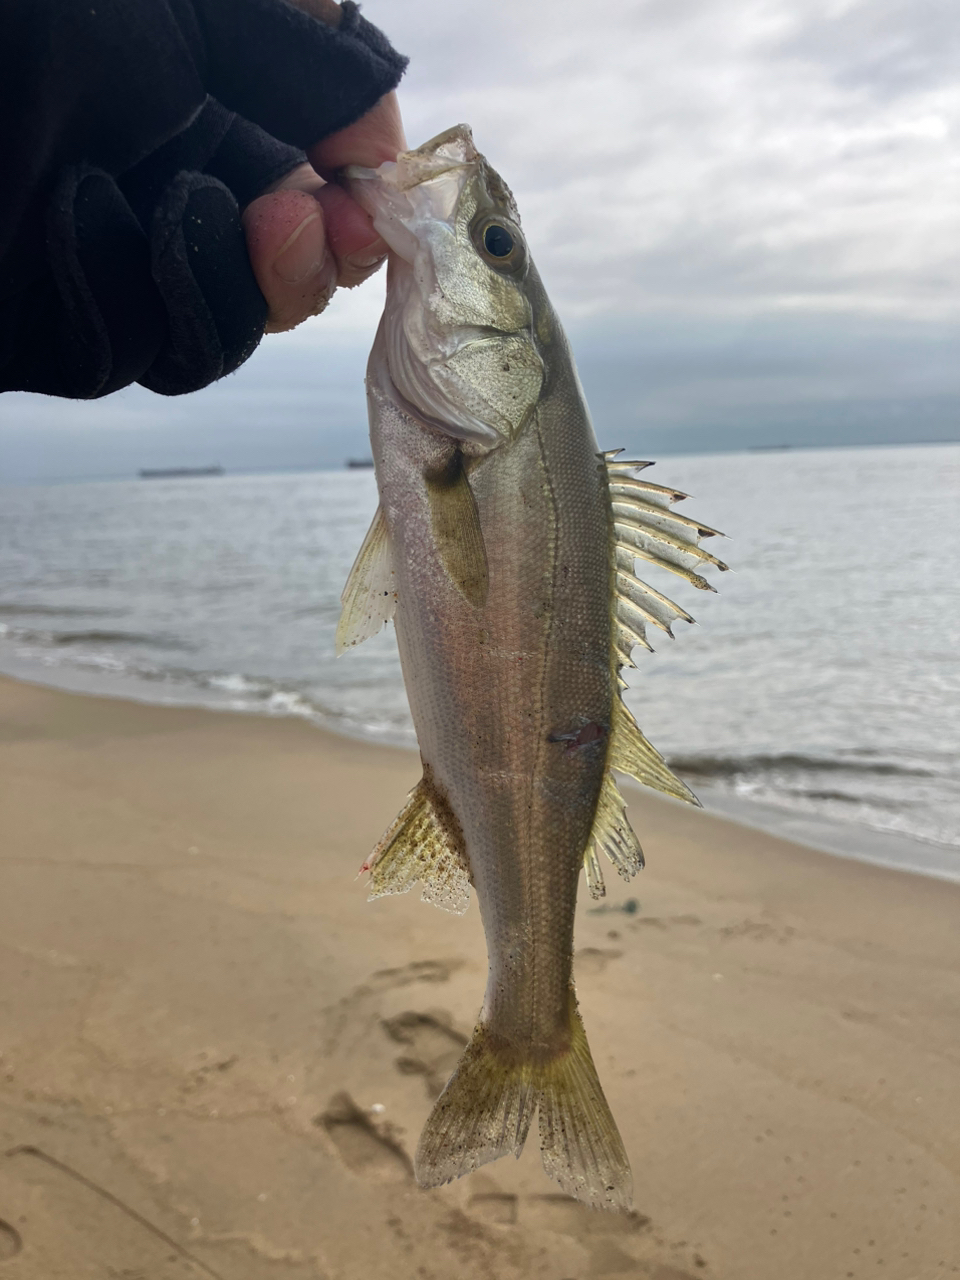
(342, 126, 480, 262)
(345, 124, 479, 194)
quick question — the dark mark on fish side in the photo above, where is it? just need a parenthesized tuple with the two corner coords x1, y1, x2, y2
(548, 721, 609, 752)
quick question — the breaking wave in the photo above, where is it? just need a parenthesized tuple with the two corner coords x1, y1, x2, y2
(668, 752, 938, 781)
(1, 448, 958, 873)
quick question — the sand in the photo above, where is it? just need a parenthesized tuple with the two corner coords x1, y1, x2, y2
(0, 673, 957, 1280)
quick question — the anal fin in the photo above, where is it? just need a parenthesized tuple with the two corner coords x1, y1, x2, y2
(366, 771, 472, 914)
(336, 504, 396, 655)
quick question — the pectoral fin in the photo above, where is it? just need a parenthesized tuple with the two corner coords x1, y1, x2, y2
(336, 504, 397, 655)
(365, 771, 472, 914)
(426, 453, 489, 608)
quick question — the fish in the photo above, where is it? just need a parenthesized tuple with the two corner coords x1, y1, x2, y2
(336, 125, 726, 1211)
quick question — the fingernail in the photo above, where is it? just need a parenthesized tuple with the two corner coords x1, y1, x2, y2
(346, 247, 388, 272)
(272, 213, 325, 283)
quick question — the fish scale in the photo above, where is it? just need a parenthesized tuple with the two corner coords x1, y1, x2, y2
(336, 125, 724, 1210)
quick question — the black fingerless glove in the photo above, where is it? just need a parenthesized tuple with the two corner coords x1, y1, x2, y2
(10, 101, 301, 397)
(0, 0, 407, 399)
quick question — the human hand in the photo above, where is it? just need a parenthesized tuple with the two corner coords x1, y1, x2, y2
(1, 0, 408, 399)
(242, 92, 406, 333)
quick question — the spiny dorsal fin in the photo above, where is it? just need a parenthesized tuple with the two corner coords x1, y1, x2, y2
(580, 449, 712, 897)
(336, 504, 397, 655)
(603, 450, 727, 657)
(365, 772, 472, 914)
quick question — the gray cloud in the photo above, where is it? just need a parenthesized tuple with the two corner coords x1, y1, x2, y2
(2, 0, 957, 481)
(390, 0, 959, 319)
(775, 0, 960, 98)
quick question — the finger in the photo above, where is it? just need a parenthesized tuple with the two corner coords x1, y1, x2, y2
(260, 161, 387, 290)
(261, 160, 325, 200)
(315, 182, 387, 288)
(307, 91, 407, 177)
(242, 188, 337, 333)
(285, 0, 342, 27)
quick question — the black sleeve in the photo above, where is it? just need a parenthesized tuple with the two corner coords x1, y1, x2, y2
(0, 0, 407, 400)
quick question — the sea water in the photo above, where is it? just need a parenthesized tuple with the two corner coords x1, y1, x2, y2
(1, 444, 957, 880)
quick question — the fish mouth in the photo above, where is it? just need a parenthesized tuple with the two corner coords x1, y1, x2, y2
(354, 125, 537, 448)
(346, 124, 477, 195)
(383, 124, 479, 192)
(344, 126, 480, 265)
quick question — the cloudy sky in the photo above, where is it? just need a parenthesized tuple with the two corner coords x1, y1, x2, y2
(2, 0, 957, 481)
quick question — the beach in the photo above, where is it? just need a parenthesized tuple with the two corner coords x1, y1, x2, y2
(0, 672, 958, 1279)
(4, 446, 959, 871)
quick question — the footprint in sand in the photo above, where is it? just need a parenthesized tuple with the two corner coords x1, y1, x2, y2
(0, 1220, 22, 1262)
(524, 1193, 649, 1238)
(465, 1181, 707, 1277)
(523, 1197, 708, 1279)
(363, 959, 463, 995)
(575, 947, 623, 976)
(324, 960, 467, 1054)
(382, 1010, 468, 1098)
(720, 917, 792, 943)
(466, 1192, 519, 1226)
(630, 914, 702, 932)
(316, 1092, 413, 1182)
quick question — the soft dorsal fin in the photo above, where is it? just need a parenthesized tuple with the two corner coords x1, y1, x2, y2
(364, 771, 472, 914)
(336, 504, 397, 655)
(583, 702, 700, 899)
(608, 698, 699, 805)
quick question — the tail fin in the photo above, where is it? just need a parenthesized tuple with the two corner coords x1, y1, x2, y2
(415, 1005, 632, 1212)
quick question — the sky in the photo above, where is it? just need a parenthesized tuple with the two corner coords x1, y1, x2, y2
(2, 0, 958, 482)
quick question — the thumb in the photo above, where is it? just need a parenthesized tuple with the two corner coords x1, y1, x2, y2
(242, 187, 337, 333)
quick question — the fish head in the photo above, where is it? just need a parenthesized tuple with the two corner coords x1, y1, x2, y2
(347, 125, 545, 451)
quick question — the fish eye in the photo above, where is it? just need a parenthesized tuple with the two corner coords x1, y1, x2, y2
(483, 224, 514, 257)
(475, 217, 525, 272)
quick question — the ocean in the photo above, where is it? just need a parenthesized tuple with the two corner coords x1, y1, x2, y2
(1, 443, 958, 881)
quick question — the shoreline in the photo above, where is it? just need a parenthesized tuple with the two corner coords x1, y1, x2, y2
(2, 672, 958, 1277)
(688, 782, 960, 885)
(2, 658, 955, 887)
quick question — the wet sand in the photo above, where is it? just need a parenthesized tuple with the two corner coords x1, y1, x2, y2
(0, 673, 957, 1279)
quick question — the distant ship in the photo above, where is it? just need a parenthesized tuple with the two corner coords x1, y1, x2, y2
(139, 466, 224, 479)
(346, 458, 375, 469)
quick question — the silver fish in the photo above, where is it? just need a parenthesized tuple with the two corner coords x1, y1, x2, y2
(338, 126, 725, 1210)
